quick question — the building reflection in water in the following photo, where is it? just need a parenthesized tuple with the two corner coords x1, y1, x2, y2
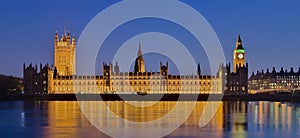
(18, 100, 300, 137)
(247, 101, 299, 137)
(46, 101, 89, 137)
(22, 101, 108, 138)
(22, 101, 49, 127)
(222, 101, 247, 138)
(79, 101, 197, 137)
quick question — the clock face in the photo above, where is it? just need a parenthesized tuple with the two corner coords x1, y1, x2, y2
(238, 54, 244, 59)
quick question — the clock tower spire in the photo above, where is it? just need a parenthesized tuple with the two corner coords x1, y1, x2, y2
(233, 33, 246, 73)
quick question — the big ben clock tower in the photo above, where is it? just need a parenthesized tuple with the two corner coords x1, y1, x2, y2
(233, 34, 246, 73)
(225, 33, 248, 95)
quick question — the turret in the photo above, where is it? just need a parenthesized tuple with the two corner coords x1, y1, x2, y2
(197, 63, 201, 76)
(67, 31, 71, 43)
(72, 35, 76, 45)
(272, 67, 276, 74)
(110, 62, 113, 73)
(114, 62, 120, 73)
(102, 62, 113, 76)
(226, 63, 231, 75)
(290, 67, 294, 74)
(55, 31, 59, 45)
(53, 66, 58, 78)
(280, 67, 284, 73)
(160, 61, 168, 77)
(40, 63, 43, 72)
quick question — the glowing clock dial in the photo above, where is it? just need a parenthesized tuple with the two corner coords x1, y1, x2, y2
(238, 54, 244, 59)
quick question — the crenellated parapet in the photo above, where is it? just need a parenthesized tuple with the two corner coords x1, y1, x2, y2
(23, 63, 53, 95)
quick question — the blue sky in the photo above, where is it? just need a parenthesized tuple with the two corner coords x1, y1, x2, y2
(0, 0, 300, 77)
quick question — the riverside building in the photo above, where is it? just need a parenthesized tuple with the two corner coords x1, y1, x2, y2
(23, 28, 248, 95)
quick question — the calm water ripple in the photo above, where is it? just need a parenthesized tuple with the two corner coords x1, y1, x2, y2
(0, 101, 299, 138)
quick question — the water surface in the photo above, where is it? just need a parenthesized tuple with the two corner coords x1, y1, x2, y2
(0, 101, 299, 138)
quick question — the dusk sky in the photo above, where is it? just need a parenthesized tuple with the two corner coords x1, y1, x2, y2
(1, 0, 300, 77)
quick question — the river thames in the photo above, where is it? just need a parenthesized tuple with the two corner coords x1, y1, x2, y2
(0, 101, 299, 138)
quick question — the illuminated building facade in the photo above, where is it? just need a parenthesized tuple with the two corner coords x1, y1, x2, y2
(233, 35, 246, 73)
(54, 30, 76, 76)
(23, 63, 53, 95)
(224, 35, 248, 95)
(134, 43, 145, 73)
(48, 38, 225, 94)
(248, 67, 300, 94)
(23, 29, 250, 95)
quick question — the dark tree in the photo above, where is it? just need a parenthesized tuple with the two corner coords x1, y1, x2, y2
(0, 74, 23, 95)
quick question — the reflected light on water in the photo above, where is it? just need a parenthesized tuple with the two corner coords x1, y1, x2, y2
(0, 101, 299, 137)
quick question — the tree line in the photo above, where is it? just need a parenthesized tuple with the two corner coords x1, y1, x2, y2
(0, 74, 23, 95)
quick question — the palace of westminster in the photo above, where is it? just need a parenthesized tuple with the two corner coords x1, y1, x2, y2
(24, 27, 300, 95)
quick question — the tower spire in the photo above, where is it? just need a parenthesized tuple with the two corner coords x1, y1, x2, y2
(237, 33, 242, 42)
(236, 33, 244, 49)
(233, 33, 246, 73)
(134, 42, 145, 72)
(138, 42, 142, 57)
(64, 19, 67, 35)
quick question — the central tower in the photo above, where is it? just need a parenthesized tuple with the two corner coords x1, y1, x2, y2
(233, 34, 246, 73)
(134, 43, 145, 73)
(54, 30, 76, 76)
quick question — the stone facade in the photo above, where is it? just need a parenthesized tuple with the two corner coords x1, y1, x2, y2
(23, 29, 249, 95)
(54, 31, 76, 76)
(224, 35, 248, 95)
(248, 67, 300, 94)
